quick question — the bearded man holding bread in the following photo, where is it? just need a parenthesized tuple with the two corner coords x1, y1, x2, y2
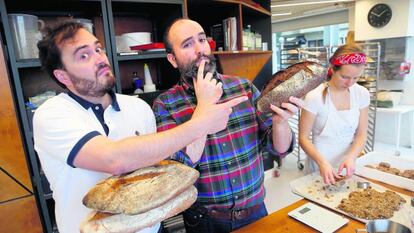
(33, 20, 247, 233)
(152, 18, 304, 233)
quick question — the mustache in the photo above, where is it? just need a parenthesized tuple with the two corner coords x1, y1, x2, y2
(96, 63, 111, 76)
(181, 54, 217, 80)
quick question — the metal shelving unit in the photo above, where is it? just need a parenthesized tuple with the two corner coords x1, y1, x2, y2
(280, 48, 300, 69)
(298, 46, 329, 67)
(357, 42, 380, 153)
(282, 46, 330, 170)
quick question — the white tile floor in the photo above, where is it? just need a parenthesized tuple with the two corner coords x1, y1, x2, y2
(263, 141, 414, 214)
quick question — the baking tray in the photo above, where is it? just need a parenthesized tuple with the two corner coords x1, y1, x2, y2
(290, 173, 414, 231)
(355, 151, 414, 192)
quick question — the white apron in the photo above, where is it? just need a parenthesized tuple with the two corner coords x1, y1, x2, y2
(305, 86, 360, 173)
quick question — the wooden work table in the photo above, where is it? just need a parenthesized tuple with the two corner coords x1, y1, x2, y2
(234, 178, 414, 233)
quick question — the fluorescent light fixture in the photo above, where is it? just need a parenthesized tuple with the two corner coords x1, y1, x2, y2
(271, 0, 353, 8)
(272, 12, 292, 16)
(302, 4, 342, 15)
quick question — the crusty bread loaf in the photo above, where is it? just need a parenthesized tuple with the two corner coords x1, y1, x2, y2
(257, 61, 326, 113)
(80, 186, 197, 233)
(83, 160, 199, 215)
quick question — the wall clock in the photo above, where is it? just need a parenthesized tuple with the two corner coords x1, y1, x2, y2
(367, 3, 392, 28)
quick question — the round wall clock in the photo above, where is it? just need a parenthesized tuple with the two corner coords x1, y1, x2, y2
(367, 4, 392, 28)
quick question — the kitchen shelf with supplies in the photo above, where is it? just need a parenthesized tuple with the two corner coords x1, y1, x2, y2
(116, 52, 167, 61)
(187, 0, 272, 89)
(0, 0, 111, 232)
(106, 0, 183, 95)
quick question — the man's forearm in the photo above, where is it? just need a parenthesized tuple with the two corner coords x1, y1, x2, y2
(272, 121, 293, 154)
(185, 135, 207, 163)
(74, 119, 207, 175)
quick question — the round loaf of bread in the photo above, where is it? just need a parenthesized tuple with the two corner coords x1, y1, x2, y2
(80, 186, 197, 233)
(82, 160, 199, 215)
(257, 61, 326, 113)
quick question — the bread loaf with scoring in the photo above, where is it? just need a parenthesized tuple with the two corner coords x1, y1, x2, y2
(80, 186, 198, 233)
(82, 160, 199, 215)
(257, 61, 326, 113)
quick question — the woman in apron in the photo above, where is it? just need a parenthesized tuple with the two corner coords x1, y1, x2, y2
(299, 44, 370, 185)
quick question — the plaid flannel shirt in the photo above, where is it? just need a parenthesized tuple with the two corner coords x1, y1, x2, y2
(152, 74, 294, 210)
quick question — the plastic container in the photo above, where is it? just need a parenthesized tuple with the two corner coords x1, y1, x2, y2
(132, 72, 143, 94)
(8, 13, 44, 60)
(121, 32, 151, 48)
(143, 63, 156, 93)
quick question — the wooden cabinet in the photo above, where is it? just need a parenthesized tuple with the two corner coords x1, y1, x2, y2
(187, 0, 272, 88)
(0, 0, 272, 232)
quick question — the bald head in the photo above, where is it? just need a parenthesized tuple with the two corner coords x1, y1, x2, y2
(164, 19, 205, 54)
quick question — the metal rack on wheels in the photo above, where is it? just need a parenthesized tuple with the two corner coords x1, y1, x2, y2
(356, 42, 380, 153)
(279, 46, 330, 170)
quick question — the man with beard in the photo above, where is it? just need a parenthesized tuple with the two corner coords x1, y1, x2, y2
(33, 20, 246, 233)
(152, 19, 303, 233)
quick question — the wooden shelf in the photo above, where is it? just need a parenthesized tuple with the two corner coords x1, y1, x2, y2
(213, 50, 272, 55)
(215, 0, 270, 15)
(215, 51, 272, 81)
(116, 52, 167, 61)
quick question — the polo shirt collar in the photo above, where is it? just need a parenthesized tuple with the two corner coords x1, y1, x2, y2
(68, 90, 121, 111)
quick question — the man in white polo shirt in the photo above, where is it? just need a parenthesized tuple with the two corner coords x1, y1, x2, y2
(33, 20, 246, 233)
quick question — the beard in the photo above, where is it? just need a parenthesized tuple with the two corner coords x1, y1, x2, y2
(177, 54, 217, 87)
(67, 64, 115, 97)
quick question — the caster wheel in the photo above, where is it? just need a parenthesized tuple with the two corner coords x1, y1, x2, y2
(298, 163, 304, 170)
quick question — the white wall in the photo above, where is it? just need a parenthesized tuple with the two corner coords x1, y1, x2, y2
(355, 0, 414, 40)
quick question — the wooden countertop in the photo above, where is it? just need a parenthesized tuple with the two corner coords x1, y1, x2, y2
(234, 178, 414, 233)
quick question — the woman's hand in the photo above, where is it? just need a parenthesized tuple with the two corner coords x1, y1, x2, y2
(319, 160, 342, 185)
(338, 155, 356, 178)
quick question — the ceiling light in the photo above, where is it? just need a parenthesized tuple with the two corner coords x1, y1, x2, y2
(302, 4, 343, 15)
(271, 0, 353, 8)
(272, 12, 292, 16)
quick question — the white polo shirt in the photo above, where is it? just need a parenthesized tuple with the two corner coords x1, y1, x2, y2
(33, 91, 160, 233)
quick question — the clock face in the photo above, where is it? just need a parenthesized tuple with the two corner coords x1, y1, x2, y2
(368, 4, 392, 28)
